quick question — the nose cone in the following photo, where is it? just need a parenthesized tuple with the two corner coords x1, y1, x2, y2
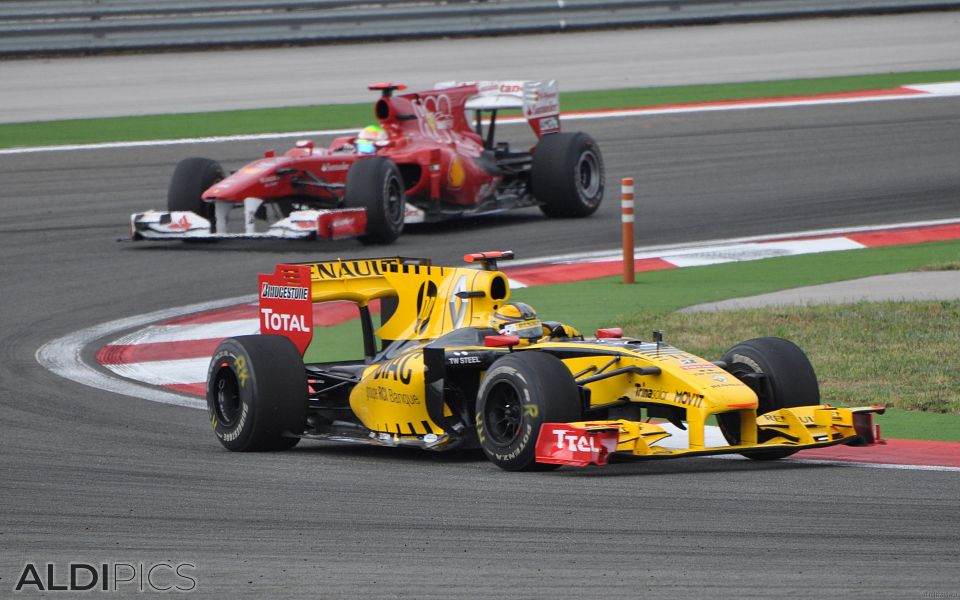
(702, 376, 758, 411)
(203, 158, 282, 201)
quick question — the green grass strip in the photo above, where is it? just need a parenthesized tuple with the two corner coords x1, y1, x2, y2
(3, 69, 960, 149)
(511, 240, 960, 330)
(559, 69, 960, 112)
(0, 103, 372, 149)
(512, 240, 960, 439)
(623, 301, 960, 415)
(876, 409, 960, 443)
(303, 319, 368, 365)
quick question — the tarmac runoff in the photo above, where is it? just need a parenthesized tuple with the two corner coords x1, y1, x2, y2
(681, 271, 960, 313)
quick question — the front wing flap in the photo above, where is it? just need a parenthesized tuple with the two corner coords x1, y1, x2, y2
(756, 404, 885, 447)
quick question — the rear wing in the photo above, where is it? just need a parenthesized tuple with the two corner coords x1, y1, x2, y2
(435, 80, 561, 138)
(257, 256, 512, 356)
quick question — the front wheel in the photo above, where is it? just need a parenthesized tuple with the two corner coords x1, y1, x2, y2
(344, 157, 405, 244)
(532, 132, 604, 218)
(475, 352, 581, 471)
(168, 157, 224, 230)
(206, 335, 308, 452)
(717, 337, 820, 460)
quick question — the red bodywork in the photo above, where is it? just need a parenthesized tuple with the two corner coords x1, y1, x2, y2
(202, 82, 553, 211)
(258, 264, 314, 355)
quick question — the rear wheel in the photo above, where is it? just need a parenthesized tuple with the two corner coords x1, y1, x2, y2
(532, 132, 604, 218)
(717, 337, 820, 460)
(206, 335, 308, 452)
(168, 157, 224, 230)
(344, 157, 405, 244)
(476, 352, 581, 471)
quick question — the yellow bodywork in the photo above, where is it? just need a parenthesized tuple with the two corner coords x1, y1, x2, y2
(285, 256, 879, 457)
(349, 349, 452, 437)
(305, 257, 509, 341)
(301, 257, 510, 438)
(543, 342, 760, 449)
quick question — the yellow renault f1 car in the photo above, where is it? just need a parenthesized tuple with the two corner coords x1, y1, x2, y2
(206, 252, 883, 470)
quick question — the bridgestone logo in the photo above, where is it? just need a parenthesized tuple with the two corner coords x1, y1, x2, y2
(260, 283, 309, 301)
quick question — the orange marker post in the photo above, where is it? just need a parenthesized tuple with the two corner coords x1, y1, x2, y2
(621, 177, 635, 284)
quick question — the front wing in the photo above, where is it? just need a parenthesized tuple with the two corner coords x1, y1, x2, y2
(536, 405, 885, 467)
(130, 208, 367, 241)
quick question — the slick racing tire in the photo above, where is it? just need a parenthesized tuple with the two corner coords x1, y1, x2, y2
(344, 157, 405, 244)
(206, 335, 308, 452)
(167, 157, 224, 231)
(717, 337, 821, 461)
(476, 352, 581, 471)
(532, 132, 604, 218)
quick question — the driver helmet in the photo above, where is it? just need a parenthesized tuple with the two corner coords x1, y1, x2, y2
(356, 124, 387, 155)
(491, 302, 542, 341)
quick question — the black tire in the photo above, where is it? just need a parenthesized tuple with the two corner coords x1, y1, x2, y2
(531, 132, 604, 218)
(475, 352, 582, 471)
(167, 157, 224, 231)
(717, 337, 820, 460)
(344, 157, 405, 244)
(206, 335, 308, 452)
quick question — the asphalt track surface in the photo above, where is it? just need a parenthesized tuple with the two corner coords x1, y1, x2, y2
(3, 104, 960, 595)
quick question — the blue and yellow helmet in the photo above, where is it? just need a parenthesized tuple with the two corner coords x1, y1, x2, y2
(491, 302, 542, 340)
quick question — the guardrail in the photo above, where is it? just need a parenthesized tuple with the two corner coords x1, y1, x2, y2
(2, 0, 959, 57)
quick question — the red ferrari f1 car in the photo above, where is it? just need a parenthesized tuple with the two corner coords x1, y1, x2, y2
(131, 80, 604, 244)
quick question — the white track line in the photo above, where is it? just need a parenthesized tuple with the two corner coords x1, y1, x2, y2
(0, 128, 359, 156)
(109, 319, 260, 345)
(103, 357, 212, 387)
(650, 237, 866, 268)
(36, 295, 255, 410)
(777, 458, 960, 472)
(508, 217, 960, 266)
(5, 83, 960, 156)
